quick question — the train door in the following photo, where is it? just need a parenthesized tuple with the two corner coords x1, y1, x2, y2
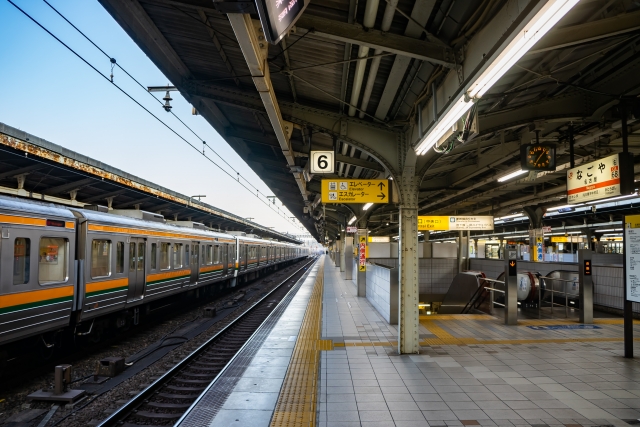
(223, 244, 229, 275)
(189, 242, 199, 284)
(127, 238, 146, 301)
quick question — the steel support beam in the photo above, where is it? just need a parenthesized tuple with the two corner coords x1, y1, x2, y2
(227, 14, 307, 202)
(528, 9, 640, 55)
(295, 15, 454, 67)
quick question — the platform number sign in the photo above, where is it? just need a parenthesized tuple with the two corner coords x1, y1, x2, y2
(310, 151, 334, 174)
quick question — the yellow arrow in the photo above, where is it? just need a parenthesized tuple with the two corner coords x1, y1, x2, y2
(510, 261, 516, 267)
(360, 236, 366, 243)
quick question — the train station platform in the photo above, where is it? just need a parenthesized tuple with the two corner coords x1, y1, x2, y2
(180, 255, 640, 427)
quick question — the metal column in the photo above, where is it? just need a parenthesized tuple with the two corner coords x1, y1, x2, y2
(340, 231, 346, 272)
(505, 244, 518, 325)
(578, 249, 593, 324)
(399, 205, 419, 354)
(344, 236, 353, 280)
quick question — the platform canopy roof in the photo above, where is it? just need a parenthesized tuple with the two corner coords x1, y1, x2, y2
(100, 0, 640, 242)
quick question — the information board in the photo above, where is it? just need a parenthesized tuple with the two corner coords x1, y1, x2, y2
(567, 153, 634, 203)
(358, 235, 367, 272)
(346, 226, 357, 233)
(321, 179, 389, 204)
(625, 214, 640, 303)
(255, 0, 310, 44)
(417, 216, 494, 231)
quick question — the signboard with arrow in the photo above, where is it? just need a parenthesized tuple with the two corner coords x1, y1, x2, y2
(321, 179, 390, 204)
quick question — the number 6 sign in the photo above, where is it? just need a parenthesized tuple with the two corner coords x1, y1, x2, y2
(310, 151, 334, 174)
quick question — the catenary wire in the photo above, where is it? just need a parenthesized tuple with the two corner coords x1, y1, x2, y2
(7, 0, 302, 230)
(40, 0, 285, 217)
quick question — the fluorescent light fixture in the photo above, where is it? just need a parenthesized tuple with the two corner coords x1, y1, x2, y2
(348, 216, 356, 225)
(363, 203, 373, 211)
(594, 228, 622, 233)
(416, 0, 579, 155)
(497, 169, 528, 182)
(416, 96, 473, 154)
(586, 192, 639, 205)
(547, 203, 584, 211)
(497, 213, 524, 220)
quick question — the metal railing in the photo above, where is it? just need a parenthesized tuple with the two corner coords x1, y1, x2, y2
(536, 276, 578, 319)
(481, 278, 505, 316)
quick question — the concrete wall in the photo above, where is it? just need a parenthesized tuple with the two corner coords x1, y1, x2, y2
(365, 263, 398, 324)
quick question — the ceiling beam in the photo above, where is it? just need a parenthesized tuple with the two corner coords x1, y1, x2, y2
(0, 164, 48, 180)
(43, 178, 95, 196)
(528, 9, 640, 55)
(295, 15, 455, 67)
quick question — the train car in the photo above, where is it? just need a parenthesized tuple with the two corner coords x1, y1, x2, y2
(0, 197, 78, 348)
(0, 195, 309, 359)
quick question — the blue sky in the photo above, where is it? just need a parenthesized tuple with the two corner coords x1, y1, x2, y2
(0, 0, 308, 236)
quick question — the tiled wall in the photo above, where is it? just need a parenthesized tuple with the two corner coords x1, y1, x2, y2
(469, 258, 640, 314)
(368, 258, 458, 296)
(365, 264, 397, 324)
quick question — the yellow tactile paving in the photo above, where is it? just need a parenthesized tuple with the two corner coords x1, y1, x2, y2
(270, 259, 328, 427)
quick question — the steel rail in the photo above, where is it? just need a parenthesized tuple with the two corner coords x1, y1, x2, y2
(96, 257, 318, 427)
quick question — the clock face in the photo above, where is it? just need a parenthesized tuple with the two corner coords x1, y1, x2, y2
(520, 144, 556, 171)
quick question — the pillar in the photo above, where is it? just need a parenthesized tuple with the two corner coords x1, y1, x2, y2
(339, 230, 346, 272)
(578, 249, 593, 324)
(356, 227, 367, 297)
(398, 174, 419, 354)
(344, 235, 353, 280)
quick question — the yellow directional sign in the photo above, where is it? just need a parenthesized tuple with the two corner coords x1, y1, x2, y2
(359, 264, 366, 272)
(359, 236, 366, 243)
(418, 216, 494, 231)
(321, 179, 389, 204)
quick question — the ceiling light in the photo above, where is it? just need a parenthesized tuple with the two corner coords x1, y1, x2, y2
(594, 228, 622, 233)
(547, 203, 584, 211)
(585, 192, 639, 205)
(416, 0, 579, 155)
(363, 203, 373, 211)
(497, 169, 528, 182)
(348, 216, 356, 225)
(497, 213, 524, 220)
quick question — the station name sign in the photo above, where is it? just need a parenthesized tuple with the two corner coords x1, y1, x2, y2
(418, 216, 494, 231)
(321, 179, 389, 204)
(255, 0, 310, 44)
(566, 153, 634, 203)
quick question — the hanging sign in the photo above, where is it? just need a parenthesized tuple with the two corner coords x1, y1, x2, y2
(358, 235, 367, 272)
(624, 214, 640, 303)
(254, 0, 310, 44)
(417, 216, 494, 231)
(321, 179, 389, 204)
(309, 151, 334, 174)
(369, 236, 390, 243)
(567, 153, 634, 203)
(346, 226, 357, 233)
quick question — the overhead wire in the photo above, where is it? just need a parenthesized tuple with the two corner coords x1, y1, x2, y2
(40, 0, 297, 228)
(7, 0, 303, 230)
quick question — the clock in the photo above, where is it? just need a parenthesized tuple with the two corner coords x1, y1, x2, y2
(520, 143, 556, 171)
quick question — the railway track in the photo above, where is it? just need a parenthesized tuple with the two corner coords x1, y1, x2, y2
(96, 257, 317, 427)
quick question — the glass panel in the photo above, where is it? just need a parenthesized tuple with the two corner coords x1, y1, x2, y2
(151, 243, 157, 270)
(116, 242, 125, 273)
(174, 243, 182, 268)
(207, 245, 213, 265)
(201, 245, 205, 265)
(13, 238, 30, 285)
(138, 243, 145, 271)
(91, 240, 111, 278)
(129, 242, 136, 270)
(160, 243, 170, 270)
(39, 237, 68, 284)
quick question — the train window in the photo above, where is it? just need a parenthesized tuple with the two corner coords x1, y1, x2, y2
(13, 237, 30, 285)
(151, 243, 157, 270)
(38, 237, 68, 285)
(201, 245, 205, 265)
(129, 243, 136, 271)
(174, 243, 183, 268)
(160, 243, 170, 270)
(116, 242, 125, 273)
(205, 245, 212, 265)
(91, 240, 111, 278)
(138, 243, 145, 271)
(214, 245, 220, 263)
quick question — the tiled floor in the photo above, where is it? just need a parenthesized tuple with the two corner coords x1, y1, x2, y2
(319, 259, 640, 427)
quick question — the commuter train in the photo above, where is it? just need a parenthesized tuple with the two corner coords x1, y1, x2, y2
(0, 195, 309, 360)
